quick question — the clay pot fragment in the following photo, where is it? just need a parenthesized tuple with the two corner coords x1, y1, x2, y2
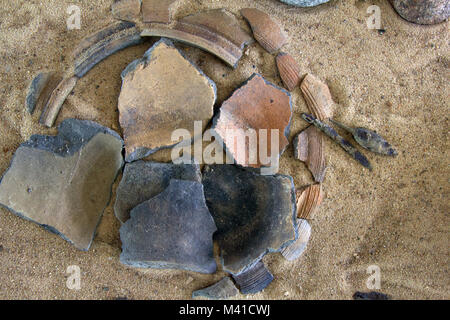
(192, 277, 239, 300)
(241, 8, 287, 54)
(279, 0, 330, 7)
(296, 184, 324, 220)
(112, 0, 142, 22)
(300, 74, 333, 121)
(212, 74, 292, 169)
(114, 161, 201, 223)
(202, 165, 297, 276)
(276, 52, 301, 91)
(118, 38, 216, 162)
(119, 180, 217, 274)
(389, 0, 449, 25)
(142, 0, 177, 24)
(232, 261, 274, 294)
(73, 21, 142, 78)
(281, 219, 311, 261)
(294, 125, 327, 182)
(0, 119, 124, 250)
(25, 71, 62, 115)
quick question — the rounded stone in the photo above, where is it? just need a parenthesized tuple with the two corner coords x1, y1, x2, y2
(389, 0, 450, 25)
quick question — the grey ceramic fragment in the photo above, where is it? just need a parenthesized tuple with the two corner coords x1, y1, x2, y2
(25, 71, 62, 115)
(114, 161, 201, 223)
(279, 0, 329, 7)
(202, 165, 297, 275)
(232, 261, 274, 294)
(120, 179, 217, 274)
(281, 219, 311, 261)
(0, 119, 124, 250)
(192, 277, 239, 300)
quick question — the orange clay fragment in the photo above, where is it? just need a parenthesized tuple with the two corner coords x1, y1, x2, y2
(300, 74, 334, 120)
(276, 52, 301, 91)
(296, 184, 324, 220)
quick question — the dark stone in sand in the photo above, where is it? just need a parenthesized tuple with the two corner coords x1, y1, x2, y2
(389, 0, 449, 25)
(353, 291, 390, 300)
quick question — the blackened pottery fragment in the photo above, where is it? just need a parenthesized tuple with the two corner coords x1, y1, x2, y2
(192, 277, 239, 300)
(281, 219, 311, 261)
(232, 261, 274, 294)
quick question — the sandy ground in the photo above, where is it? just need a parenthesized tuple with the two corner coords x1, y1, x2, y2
(0, 0, 448, 300)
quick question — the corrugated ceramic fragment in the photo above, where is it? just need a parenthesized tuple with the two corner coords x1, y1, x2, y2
(112, 0, 142, 22)
(296, 184, 324, 219)
(300, 74, 333, 121)
(281, 219, 311, 261)
(25, 71, 62, 114)
(279, 0, 330, 7)
(276, 52, 301, 91)
(232, 261, 274, 294)
(192, 277, 239, 300)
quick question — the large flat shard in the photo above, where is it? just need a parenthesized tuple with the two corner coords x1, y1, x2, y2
(202, 165, 297, 275)
(118, 38, 216, 162)
(0, 119, 124, 251)
(120, 180, 217, 274)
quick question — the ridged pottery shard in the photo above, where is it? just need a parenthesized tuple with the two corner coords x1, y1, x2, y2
(241, 8, 287, 54)
(300, 74, 333, 121)
(389, 0, 449, 25)
(0, 119, 124, 251)
(112, 0, 142, 22)
(118, 39, 216, 162)
(119, 180, 217, 274)
(212, 74, 292, 169)
(141, 9, 253, 68)
(192, 277, 239, 300)
(114, 161, 201, 223)
(281, 219, 311, 261)
(294, 126, 327, 182)
(73, 21, 142, 78)
(232, 261, 274, 294)
(39, 76, 78, 128)
(276, 52, 301, 91)
(202, 165, 297, 275)
(25, 71, 62, 114)
(296, 184, 324, 219)
(142, 0, 177, 23)
(279, 0, 330, 7)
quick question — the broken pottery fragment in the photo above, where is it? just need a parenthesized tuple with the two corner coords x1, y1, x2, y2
(0, 119, 124, 251)
(389, 0, 449, 25)
(232, 261, 274, 294)
(276, 52, 301, 91)
(294, 125, 327, 182)
(279, 0, 330, 7)
(73, 21, 142, 78)
(118, 39, 216, 162)
(120, 180, 217, 274)
(39, 76, 78, 128)
(25, 71, 62, 114)
(112, 0, 142, 22)
(192, 277, 239, 300)
(141, 9, 252, 68)
(212, 74, 292, 169)
(241, 8, 287, 54)
(281, 219, 311, 261)
(202, 165, 297, 275)
(114, 161, 201, 223)
(300, 74, 333, 121)
(142, 0, 177, 24)
(353, 291, 390, 300)
(296, 184, 324, 219)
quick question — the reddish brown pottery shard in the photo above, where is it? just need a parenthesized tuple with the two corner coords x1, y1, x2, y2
(276, 52, 301, 91)
(241, 8, 287, 54)
(112, 0, 142, 22)
(294, 125, 327, 182)
(118, 38, 216, 162)
(296, 184, 324, 219)
(142, 0, 177, 24)
(141, 9, 253, 68)
(300, 74, 333, 121)
(212, 74, 292, 169)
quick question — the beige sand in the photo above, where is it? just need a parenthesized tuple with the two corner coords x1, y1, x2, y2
(0, 0, 448, 300)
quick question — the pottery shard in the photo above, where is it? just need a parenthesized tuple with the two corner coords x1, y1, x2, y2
(112, 0, 142, 22)
(276, 52, 301, 91)
(142, 0, 177, 23)
(300, 74, 333, 121)
(0, 119, 124, 251)
(389, 0, 449, 25)
(114, 161, 201, 223)
(118, 39, 215, 162)
(232, 261, 274, 294)
(202, 165, 297, 275)
(296, 184, 324, 220)
(241, 8, 287, 54)
(212, 74, 292, 169)
(119, 179, 217, 274)
(279, 0, 330, 7)
(192, 277, 239, 300)
(25, 71, 62, 115)
(294, 125, 327, 182)
(281, 219, 311, 261)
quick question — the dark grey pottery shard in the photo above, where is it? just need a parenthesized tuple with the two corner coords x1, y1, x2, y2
(0, 119, 124, 251)
(192, 277, 239, 300)
(120, 179, 217, 274)
(202, 165, 297, 275)
(232, 261, 274, 294)
(114, 161, 201, 223)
